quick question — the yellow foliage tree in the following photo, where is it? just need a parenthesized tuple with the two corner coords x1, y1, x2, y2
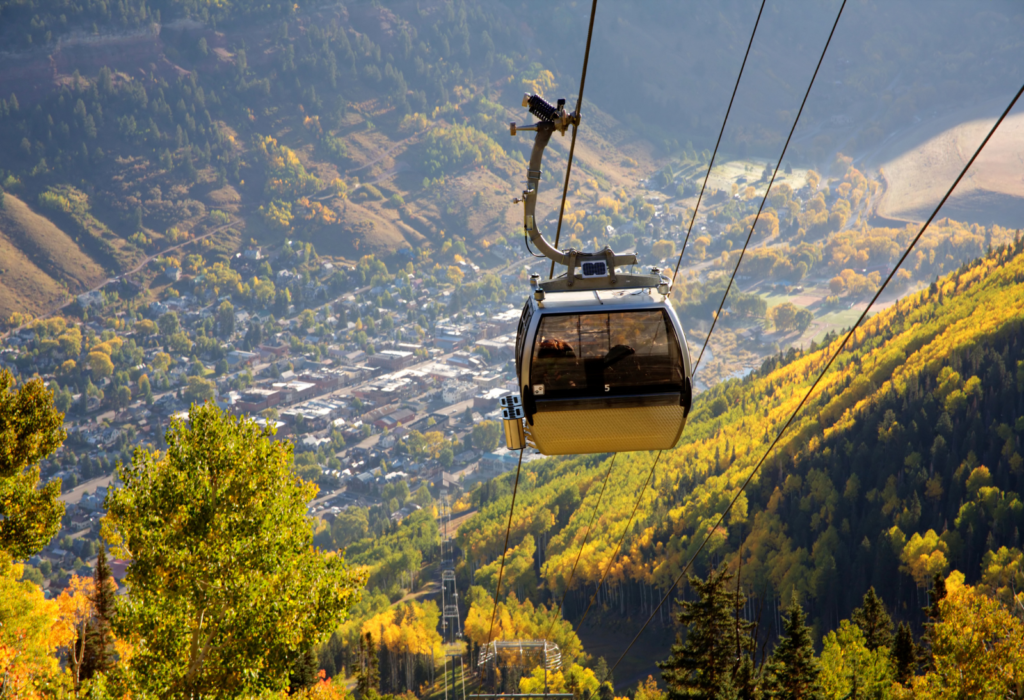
(908, 573, 1024, 698)
(53, 574, 95, 691)
(521, 69, 555, 97)
(0, 560, 63, 697)
(650, 240, 676, 261)
(361, 601, 443, 664)
(87, 351, 114, 379)
(900, 530, 950, 588)
(980, 546, 1024, 607)
(447, 266, 464, 286)
(464, 591, 584, 663)
(519, 663, 599, 697)
(260, 200, 294, 231)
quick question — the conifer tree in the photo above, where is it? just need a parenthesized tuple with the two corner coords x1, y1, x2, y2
(850, 587, 892, 652)
(764, 602, 820, 700)
(657, 568, 755, 700)
(80, 545, 117, 680)
(890, 622, 917, 686)
(918, 573, 947, 672)
(924, 572, 946, 622)
(595, 656, 614, 700)
(288, 646, 319, 693)
(356, 632, 381, 700)
(734, 656, 760, 700)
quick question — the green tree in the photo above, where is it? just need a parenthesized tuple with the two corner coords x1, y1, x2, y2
(332, 508, 369, 549)
(158, 311, 180, 337)
(0, 369, 66, 558)
(471, 420, 501, 452)
(768, 303, 801, 332)
(818, 620, 893, 700)
(851, 587, 892, 652)
(764, 602, 821, 700)
(102, 404, 364, 697)
(80, 546, 118, 680)
(919, 572, 947, 673)
(288, 646, 319, 693)
(183, 376, 216, 404)
(217, 300, 235, 338)
(794, 308, 814, 333)
(412, 484, 434, 509)
(115, 385, 132, 410)
(356, 631, 381, 699)
(168, 331, 193, 354)
(657, 568, 755, 700)
(890, 622, 917, 686)
(274, 288, 291, 316)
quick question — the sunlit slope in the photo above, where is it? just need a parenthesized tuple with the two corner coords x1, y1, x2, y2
(877, 112, 1024, 228)
(0, 194, 107, 317)
(458, 239, 1024, 629)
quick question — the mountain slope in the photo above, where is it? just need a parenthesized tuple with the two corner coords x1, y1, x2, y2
(458, 238, 1024, 652)
(0, 193, 109, 316)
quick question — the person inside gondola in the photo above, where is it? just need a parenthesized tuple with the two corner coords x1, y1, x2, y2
(532, 311, 682, 400)
(534, 337, 580, 390)
(537, 338, 576, 359)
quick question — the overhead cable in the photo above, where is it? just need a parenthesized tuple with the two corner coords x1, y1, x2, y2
(549, 0, 599, 279)
(671, 0, 767, 288)
(485, 446, 527, 643)
(574, 450, 663, 632)
(692, 0, 848, 374)
(544, 452, 619, 638)
(610, 75, 1024, 679)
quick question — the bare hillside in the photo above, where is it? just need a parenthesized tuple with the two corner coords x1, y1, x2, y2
(877, 112, 1024, 227)
(0, 194, 108, 316)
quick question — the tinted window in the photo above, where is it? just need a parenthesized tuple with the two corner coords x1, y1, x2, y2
(530, 310, 682, 399)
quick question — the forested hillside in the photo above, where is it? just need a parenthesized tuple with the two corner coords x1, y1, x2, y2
(458, 238, 1024, 648)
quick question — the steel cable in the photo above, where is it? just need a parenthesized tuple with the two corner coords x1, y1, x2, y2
(544, 452, 619, 638)
(485, 446, 527, 643)
(549, 0, 599, 279)
(610, 76, 1024, 679)
(692, 0, 848, 375)
(574, 450, 664, 631)
(671, 0, 766, 289)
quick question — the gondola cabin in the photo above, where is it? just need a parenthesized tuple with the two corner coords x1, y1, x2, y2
(514, 283, 693, 455)
(502, 91, 694, 455)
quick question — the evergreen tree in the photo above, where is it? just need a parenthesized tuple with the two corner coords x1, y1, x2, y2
(733, 656, 760, 700)
(924, 572, 946, 622)
(918, 573, 947, 672)
(764, 602, 820, 700)
(850, 587, 892, 652)
(890, 622, 917, 686)
(319, 645, 337, 679)
(288, 646, 319, 693)
(355, 632, 380, 700)
(657, 568, 755, 700)
(81, 545, 117, 680)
